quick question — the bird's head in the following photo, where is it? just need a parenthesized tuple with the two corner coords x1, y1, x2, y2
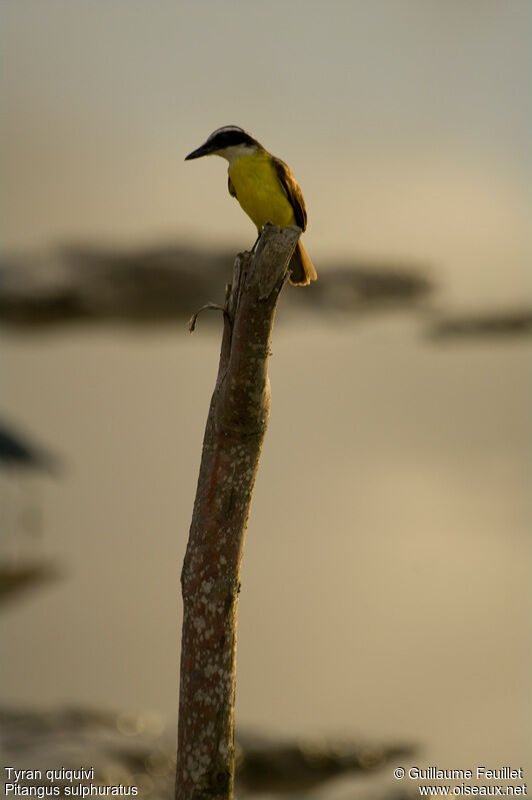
(185, 126, 262, 165)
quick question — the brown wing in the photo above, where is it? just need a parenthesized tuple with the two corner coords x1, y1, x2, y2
(272, 157, 307, 232)
(228, 175, 237, 197)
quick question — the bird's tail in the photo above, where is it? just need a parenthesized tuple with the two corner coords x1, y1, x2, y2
(288, 240, 317, 286)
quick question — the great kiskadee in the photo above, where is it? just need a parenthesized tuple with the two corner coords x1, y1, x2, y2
(185, 126, 317, 286)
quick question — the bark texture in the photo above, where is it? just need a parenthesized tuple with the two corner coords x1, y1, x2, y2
(176, 224, 300, 800)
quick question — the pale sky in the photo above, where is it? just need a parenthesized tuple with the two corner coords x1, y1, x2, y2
(2, 0, 530, 307)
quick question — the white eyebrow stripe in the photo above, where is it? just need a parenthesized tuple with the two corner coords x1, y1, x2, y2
(208, 125, 246, 140)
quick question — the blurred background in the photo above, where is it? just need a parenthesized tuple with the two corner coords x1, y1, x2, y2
(1, 1, 530, 798)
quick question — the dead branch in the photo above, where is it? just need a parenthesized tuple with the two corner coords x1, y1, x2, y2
(175, 224, 300, 800)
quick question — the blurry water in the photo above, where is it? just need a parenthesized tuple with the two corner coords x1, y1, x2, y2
(1, 318, 529, 777)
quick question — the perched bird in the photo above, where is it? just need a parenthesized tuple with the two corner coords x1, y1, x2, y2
(185, 126, 317, 286)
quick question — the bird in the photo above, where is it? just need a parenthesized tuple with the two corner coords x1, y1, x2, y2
(0, 421, 63, 547)
(0, 422, 61, 475)
(185, 126, 317, 286)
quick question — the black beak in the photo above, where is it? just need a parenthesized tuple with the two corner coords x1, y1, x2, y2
(185, 142, 213, 160)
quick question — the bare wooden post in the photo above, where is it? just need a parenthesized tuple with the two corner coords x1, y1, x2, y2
(175, 224, 301, 800)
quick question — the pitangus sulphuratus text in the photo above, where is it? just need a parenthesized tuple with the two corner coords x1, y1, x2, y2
(185, 126, 317, 286)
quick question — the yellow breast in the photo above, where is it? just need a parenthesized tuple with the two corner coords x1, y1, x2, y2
(228, 152, 296, 231)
